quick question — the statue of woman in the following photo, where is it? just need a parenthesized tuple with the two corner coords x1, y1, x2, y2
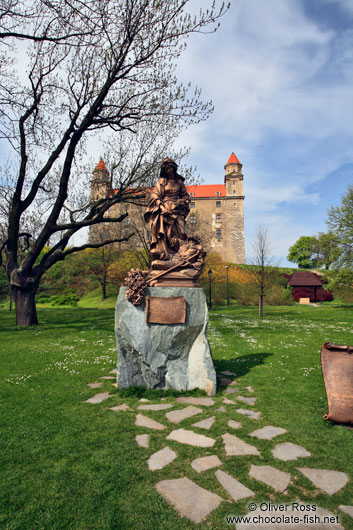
(144, 158, 190, 261)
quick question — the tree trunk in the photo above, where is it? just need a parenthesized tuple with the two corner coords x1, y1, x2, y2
(102, 280, 107, 300)
(259, 294, 264, 317)
(13, 286, 38, 326)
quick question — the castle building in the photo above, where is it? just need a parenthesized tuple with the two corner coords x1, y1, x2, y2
(89, 153, 245, 264)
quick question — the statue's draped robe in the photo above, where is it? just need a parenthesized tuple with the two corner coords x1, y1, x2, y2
(144, 177, 190, 258)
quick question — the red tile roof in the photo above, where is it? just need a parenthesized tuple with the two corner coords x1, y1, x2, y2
(95, 159, 108, 171)
(289, 271, 323, 287)
(226, 152, 241, 165)
(186, 184, 226, 198)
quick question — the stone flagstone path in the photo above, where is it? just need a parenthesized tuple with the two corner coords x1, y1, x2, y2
(85, 367, 352, 528)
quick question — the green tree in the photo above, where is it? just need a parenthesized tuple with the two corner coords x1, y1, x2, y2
(327, 185, 353, 268)
(316, 231, 340, 270)
(0, 0, 227, 326)
(287, 236, 318, 268)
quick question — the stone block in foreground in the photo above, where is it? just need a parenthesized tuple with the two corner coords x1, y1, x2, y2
(115, 287, 216, 395)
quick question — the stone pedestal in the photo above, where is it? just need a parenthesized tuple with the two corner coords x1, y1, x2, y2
(115, 286, 216, 395)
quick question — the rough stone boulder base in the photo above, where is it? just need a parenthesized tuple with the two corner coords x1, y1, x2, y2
(115, 287, 216, 395)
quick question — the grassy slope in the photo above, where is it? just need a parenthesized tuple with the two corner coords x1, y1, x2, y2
(0, 304, 352, 529)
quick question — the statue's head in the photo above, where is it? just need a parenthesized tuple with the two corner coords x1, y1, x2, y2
(160, 158, 180, 180)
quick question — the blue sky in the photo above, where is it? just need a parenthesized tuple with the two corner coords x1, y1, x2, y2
(174, 0, 353, 265)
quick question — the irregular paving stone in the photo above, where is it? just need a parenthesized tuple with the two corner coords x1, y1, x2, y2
(226, 388, 239, 394)
(135, 414, 166, 431)
(222, 433, 260, 456)
(175, 397, 214, 406)
(191, 455, 222, 473)
(236, 408, 261, 420)
(166, 405, 203, 424)
(109, 368, 117, 374)
(230, 380, 238, 386)
(147, 446, 177, 471)
(192, 416, 215, 430)
(87, 382, 102, 389)
(109, 404, 130, 411)
(221, 370, 236, 376)
(223, 397, 236, 405)
(166, 428, 215, 447)
(111, 383, 118, 389)
(155, 477, 223, 524)
(227, 420, 242, 429)
(272, 443, 311, 461)
(237, 396, 256, 405)
(298, 468, 349, 495)
(139, 398, 150, 402)
(138, 403, 173, 411)
(85, 392, 111, 404)
(215, 469, 254, 501)
(100, 376, 115, 380)
(236, 505, 344, 529)
(135, 434, 150, 448)
(339, 505, 353, 518)
(249, 426, 287, 440)
(245, 385, 254, 393)
(116, 287, 217, 395)
(216, 407, 226, 412)
(249, 464, 291, 492)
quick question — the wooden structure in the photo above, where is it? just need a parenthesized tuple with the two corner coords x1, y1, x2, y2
(289, 271, 323, 303)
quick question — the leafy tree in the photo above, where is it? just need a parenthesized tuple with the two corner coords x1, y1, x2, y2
(315, 231, 340, 270)
(326, 184, 353, 268)
(287, 236, 318, 269)
(0, 0, 227, 326)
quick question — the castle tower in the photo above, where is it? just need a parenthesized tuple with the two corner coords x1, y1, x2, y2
(224, 152, 243, 196)
(223, 152, 245, 263)
(89, 159, 113, 243)
(90, 159, 111, 202)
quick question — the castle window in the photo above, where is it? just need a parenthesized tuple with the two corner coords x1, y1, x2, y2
(216, 213, 221, 223)
(216, 191, 220, 196)
(125, 216, 130, 225)
(190, 201, 195, 209)
(216, 228, 222, 240)
(146, 231, 151, 242)
(189, 192, 194, 197)
(233, 189, 236, 194)
(190, 214, 196, 224)
(216, 201, 221, 208)
(233, 202, 236, 206)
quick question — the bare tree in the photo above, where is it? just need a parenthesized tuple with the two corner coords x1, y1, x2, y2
(0, 0, 228, 326)
(249, 224, 277, 317)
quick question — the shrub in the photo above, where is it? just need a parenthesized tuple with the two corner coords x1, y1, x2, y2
(265, 286, 294, 306)
(291, 286, 333, 302)
(51, 291, 79, 306)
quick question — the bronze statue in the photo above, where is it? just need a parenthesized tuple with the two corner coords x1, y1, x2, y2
(144, 158, 190, 261)
(124, 158, 206, 302)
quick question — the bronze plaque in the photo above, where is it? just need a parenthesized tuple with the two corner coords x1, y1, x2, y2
(146, 296, 186, 325)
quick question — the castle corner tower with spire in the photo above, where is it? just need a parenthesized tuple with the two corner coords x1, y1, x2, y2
(223, 152, 245, 262)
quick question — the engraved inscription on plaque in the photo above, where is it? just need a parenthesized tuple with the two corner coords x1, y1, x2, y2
(146, 296, 186, 325)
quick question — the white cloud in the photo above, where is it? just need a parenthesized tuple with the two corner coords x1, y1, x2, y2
(173, 0, 353, 261)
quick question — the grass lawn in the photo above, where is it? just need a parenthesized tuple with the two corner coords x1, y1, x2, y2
(0, 302, 353, 529)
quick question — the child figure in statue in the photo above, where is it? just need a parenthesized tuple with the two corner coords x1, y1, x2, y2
(144, 158, 190, 261)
